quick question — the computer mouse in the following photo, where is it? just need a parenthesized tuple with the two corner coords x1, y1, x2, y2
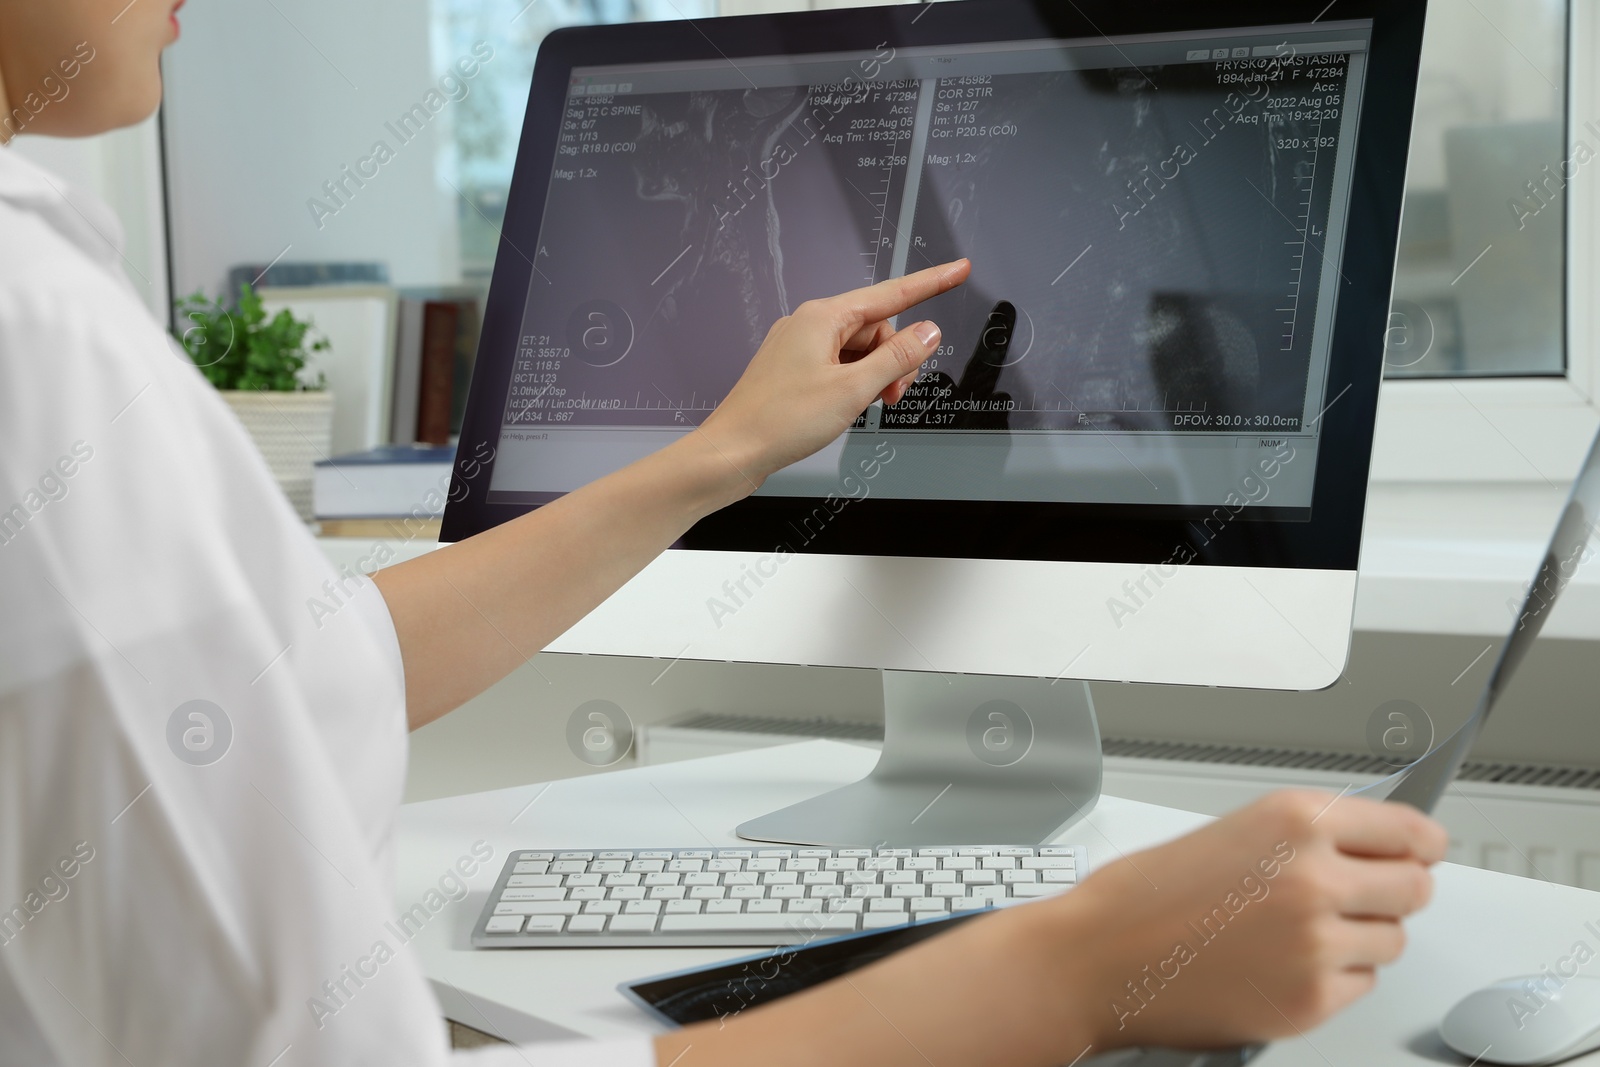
(1440, 974, 1600, 1065)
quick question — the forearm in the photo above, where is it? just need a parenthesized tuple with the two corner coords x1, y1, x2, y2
(374, 428, 756, 729)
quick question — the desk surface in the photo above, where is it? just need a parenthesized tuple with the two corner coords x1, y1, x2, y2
(397, 741, 1600, 1064)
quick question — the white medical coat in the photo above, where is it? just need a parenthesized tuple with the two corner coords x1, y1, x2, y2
(0, 146, 653, 1067)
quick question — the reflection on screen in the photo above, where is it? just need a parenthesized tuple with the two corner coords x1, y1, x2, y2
(488, 22, 1373, 513)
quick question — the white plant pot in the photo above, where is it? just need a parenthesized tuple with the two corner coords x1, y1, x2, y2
(221, 390, 335, 523)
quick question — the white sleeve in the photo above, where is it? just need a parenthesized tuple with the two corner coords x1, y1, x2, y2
(0, 279, 658, 1065)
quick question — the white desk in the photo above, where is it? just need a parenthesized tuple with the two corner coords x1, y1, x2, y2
(397, 741, 1600, 1064)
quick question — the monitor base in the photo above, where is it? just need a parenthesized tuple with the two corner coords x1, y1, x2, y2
(736, 670, 1102, 847)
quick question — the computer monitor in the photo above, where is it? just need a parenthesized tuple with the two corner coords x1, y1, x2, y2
(443, 0, 1429, 845)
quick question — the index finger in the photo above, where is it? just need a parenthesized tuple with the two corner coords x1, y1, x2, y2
(822, 259, 971, 339)
(1321, 796, 1449, 863)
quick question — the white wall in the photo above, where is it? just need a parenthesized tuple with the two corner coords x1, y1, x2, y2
(159, 0, 462, 299)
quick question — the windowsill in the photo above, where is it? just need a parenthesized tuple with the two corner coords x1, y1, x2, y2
(1356, 481, 1595, 639)
(316, 482, 1595, 643)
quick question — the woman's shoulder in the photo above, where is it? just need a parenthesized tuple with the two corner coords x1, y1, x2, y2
(0, 148, 145, 312)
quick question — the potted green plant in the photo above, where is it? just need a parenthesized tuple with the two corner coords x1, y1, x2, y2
(174, 282, 332, 522)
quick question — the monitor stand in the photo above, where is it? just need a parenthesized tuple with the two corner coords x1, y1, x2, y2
(736, 670, 1102, 847)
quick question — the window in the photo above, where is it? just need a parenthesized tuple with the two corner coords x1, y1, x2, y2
(1386, 0, 1569, 379)
(431, 0, 714, 281)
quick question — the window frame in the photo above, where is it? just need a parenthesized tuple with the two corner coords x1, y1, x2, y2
(1370, 0, 1594, 485)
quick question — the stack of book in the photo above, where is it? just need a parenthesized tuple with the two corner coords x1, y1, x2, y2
(313, 444, 456, 539)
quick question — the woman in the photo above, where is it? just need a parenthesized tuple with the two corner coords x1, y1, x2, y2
(0, 2, 1447, 1064)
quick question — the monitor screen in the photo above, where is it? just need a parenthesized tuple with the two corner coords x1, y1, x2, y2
(485, 20, 1372, 520)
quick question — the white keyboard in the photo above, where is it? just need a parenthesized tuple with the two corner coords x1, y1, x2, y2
(471, 844, 1086, 948)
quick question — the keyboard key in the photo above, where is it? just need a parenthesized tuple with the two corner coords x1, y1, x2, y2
(550, 860, 588, 873)
(824, 858, 859, 871)
(664, 900, 702, 914)
(659, 915, 857, 927)
(802, 871, 838, 885)
(998, 847, 1035, 858)
(723, 872, 758, 887)
(956, 847, 993, 857)
(842, 871, 877, 885)
(523, 916, 567, 933)
(837, 849, 873, 858)
(1010, 883, 1065, 898)
(863, 857, 898, 871)
(597, 851, 634, 860)
(638, 851, 674, 860)
(796, 849, 832, 858)
(648, 885, 687, 899)
(909, 898, 947, 913)
(566, 874, 603, 887)
(1021, 857, 1074, 870)
(746, 899, 783, 913)
(863, 913, 911, 929)
(522, 902, 584, 915)
(502, 887, 564, 900)
(768, 885, 805, 899)
(624, 900, 662, 914)
(568, 887, 606, 901)
(679, 850, 713, 860)
(556, 852, 594, 861)
(787, 899, 822, 913)
(786, 858, 820, 871)
(867, 898, 906, 912)
(484, 916, 524, 934)
(689, 886, 726, 900)
(889, 884, 926, 898)
(1039, 847, 1076, 856)
(902, 857, 938, 871)
(707, 858, 742, 872)
(962, 870, 997, 884)
(628, 860, 666, 873)
(706, 899, 743, 914)
(912, 910, 950, 923)
(757, 849, 793, 859)
(881, 871, 916, 885)
(589, 860, 626, 874)
(941, 857, 976, 870)
(716, 850, 753, 859)
(1043, 870, 1077, 883)
(518, 852, 554, 862)
(827, 898, 865, 913)
(922, 870, 958, 884)
(981, 856, 1016, 870)
(512, 862, 549, 875)
(508, 875, 560, 888)
(729, 885, 766, 900)
(609, 887, 646, 900)
(847, 885, 887, 898)
(643, 873, 681, 887)
(1001, 869, 1038, 884)
(602, 873, 642, 887)
(683, 872, 719, 886)
(567, 915, 607, 933)
(879, 848, 912, 857)
(746, 858, 782, 872)
(918, 848, 953, 857)
(584, 900, 623, 914)
(609, 915, 657, 933)
(951, 899, 990, 912)
(667, 859, 704, 873)
(761, 871, 798, 885)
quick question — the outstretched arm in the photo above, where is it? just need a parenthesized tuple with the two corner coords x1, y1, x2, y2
(374, 260, 970, 730)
